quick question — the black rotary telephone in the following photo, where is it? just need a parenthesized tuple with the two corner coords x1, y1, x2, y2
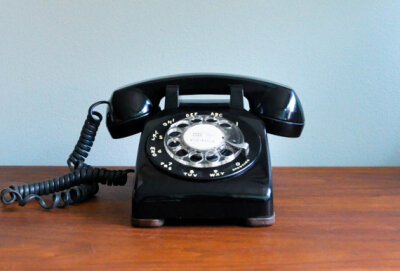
(1, 74, 305, 227)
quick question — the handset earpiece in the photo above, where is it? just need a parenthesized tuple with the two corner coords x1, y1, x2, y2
(106, 88, 156, 138)
(247, 87, 305, 138)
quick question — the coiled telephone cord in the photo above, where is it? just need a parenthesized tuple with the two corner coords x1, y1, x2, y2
(0, 101, 134, 209)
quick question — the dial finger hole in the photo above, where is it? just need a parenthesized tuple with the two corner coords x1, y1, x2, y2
(206, 154, 219, 162)
(167, 128, 182, 137)
(205, 117, 217, 123)
(220, 148, 233, 157)
(169, 131, 180, 137)
(177, 122, 190, 128)
(167, 139, 180, 148)
(176, 149, 188, 157)
(220, 122, 232, 128)
(190, 116, 203, 123)
(189, 152, 203, 162)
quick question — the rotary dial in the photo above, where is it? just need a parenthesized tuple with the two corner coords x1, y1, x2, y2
(146, 111, 260, 181)
(164, 115, 249, 168)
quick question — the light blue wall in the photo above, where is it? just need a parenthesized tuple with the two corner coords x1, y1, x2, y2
(0, 0, 399, 166)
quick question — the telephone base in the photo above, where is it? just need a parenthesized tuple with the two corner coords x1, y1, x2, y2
(131, 218, 165, 227)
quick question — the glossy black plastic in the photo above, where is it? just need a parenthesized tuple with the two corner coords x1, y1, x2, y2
(106, 74, 305, 138)
(106, 87, 155, 137)
(132, 107, 273, 221)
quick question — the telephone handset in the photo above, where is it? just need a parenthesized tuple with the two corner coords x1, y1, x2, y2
(107, 74, 304, 138)
(1, 74, 304, 227)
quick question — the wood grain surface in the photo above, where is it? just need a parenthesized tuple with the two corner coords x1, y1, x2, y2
(0, 167, 399, 270)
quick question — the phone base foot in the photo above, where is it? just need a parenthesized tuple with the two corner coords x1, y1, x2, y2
(244, 213, 275, 227)
(131, 218, 165, 227)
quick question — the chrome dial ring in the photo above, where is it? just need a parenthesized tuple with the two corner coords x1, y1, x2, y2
(164, 115, 249, 168)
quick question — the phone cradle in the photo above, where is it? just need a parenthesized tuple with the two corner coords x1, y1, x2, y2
(130, 85, 277, 227)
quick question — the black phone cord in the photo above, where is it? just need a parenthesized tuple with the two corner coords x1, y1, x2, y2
(0, 101, 134, 209)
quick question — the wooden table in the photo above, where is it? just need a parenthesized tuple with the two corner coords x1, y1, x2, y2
(0, 167, 399, 270)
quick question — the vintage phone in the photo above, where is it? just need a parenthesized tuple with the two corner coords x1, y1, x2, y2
(1, 74, 304, 227)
